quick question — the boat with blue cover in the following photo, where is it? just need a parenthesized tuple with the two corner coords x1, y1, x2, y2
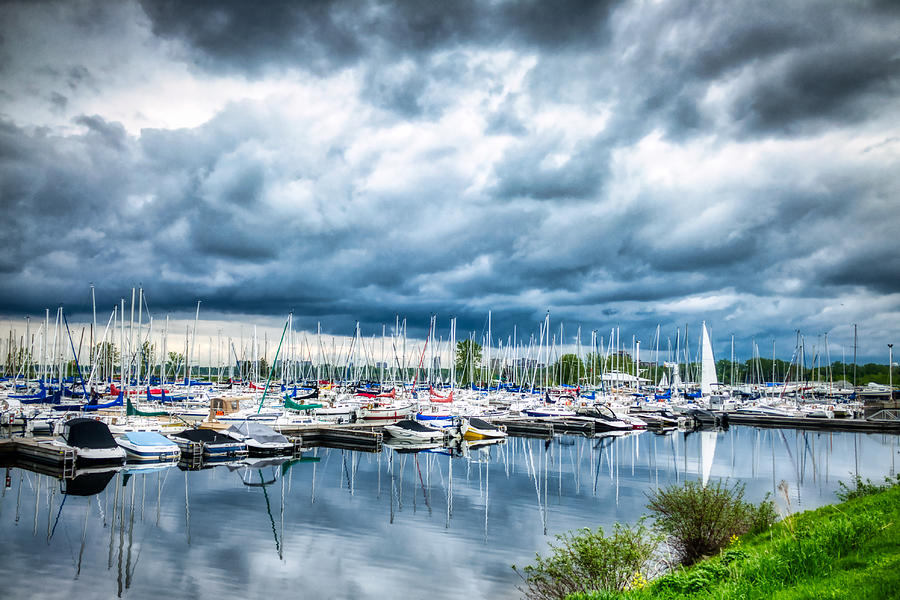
(116, 431, 181, 462)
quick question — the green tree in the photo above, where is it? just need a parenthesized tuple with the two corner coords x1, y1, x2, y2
(554, 353, 585, 385)
(167, 351, 184, 380)
(455, 339, 482, 386)
(4, 345, 32, 377)
(93, 342, 120, 380)
(139, 341, 156, 371)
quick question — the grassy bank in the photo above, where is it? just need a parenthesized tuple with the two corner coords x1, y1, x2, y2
(570, 480, 900, 600)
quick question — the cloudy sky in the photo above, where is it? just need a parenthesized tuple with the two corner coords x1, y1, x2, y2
(1, 0, 898, 361)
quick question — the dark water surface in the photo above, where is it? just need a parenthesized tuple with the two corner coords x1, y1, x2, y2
(1, 426, 897, 599)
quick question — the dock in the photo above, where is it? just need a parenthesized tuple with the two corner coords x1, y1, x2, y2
(0, 437, 76, 477)
(694, 412, 900, 433)
(277, 424, 384, 452)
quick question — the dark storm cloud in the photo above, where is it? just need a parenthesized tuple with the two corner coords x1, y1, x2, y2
(0, 0, 898, 358)
(138, 0, 621, 75)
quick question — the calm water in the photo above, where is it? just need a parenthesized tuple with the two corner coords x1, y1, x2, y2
(1, 426, 898, 599)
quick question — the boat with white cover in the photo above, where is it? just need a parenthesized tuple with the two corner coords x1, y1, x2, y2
(225, 421, 294, 456)
(384, 419, 445, 442)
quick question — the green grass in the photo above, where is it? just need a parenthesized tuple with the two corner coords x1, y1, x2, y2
(568, 482, 900, 600)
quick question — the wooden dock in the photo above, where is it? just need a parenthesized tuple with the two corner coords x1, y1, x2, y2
(0, 437, 76, 477)
(694, 412, 900, 433)
(278, 424, 384, 452)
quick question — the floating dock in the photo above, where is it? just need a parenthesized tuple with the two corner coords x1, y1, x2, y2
(694, 412, 900, 433)
(0, 437, 76, 477)
(278, 424, 384, 452)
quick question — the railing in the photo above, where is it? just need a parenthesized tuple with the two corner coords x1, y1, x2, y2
(867, 409, 900, 422)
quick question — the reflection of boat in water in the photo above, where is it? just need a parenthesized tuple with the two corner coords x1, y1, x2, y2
(453, 437, 506, 458)
(227, 455, 322, 483)
(384, 419, 446, 443)
(54, 418, 126, 465)
(116, 431, 181, 462)
(178, 456, 245, 471)
(120, 460, 178, 475)
(62, 466, 121, 496)
(459, 417, 507, 441)
(384, 438, 445, 454)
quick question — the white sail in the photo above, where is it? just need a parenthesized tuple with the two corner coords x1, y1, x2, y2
(700, 321, 718, 396)
(658, 372, 669, 388)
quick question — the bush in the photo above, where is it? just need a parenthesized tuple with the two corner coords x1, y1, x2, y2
(513, 520, 661, 600)
(836, 473, 900, 501)
(645, 480, 777, 566)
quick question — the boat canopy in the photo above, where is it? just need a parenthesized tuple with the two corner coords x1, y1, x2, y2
(227, 422, 289, 445)
(64, 418, 117, 449)
(82, 392, 124, 411)
(122, 431, 176, 446)
(284, 396, 323, 411)
(468, 417, 500, 431)
(126, 397, 168, 417)
(391, 419, 439, 433)
(172, 428, 235, 444)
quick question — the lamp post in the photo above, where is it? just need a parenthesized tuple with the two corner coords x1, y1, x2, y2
(889, 343, 894, 400)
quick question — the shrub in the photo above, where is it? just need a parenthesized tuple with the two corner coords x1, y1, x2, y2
(836, 473, 900, 501)
(645, 480, 777, 566)
(513, 520, 661, 600)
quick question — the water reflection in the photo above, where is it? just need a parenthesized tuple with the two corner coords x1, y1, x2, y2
(1, 426, 898, 599)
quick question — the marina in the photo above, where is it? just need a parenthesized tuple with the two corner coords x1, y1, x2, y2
(1, 425, 897, 599)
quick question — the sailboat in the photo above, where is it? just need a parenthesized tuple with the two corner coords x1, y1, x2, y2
(699, 322, 730, 409)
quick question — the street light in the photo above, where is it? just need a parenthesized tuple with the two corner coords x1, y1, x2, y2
(889, 344, 894, 400)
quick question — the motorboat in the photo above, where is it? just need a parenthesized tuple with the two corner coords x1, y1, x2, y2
(225, 421, 294, 456)
(523, 405, 577, 418)
(458, 417, 508, 441)
(54, 417, 126, 465)
(574, 405, 633, 432)
(384, 418, 445, 442)
(169, 428, 249, 459)
(116, 431, 181, 462)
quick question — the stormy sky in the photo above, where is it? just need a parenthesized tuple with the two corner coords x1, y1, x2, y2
(1, 0, 898, 360)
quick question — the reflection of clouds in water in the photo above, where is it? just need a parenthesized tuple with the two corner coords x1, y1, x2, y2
(1, 427, 898, 599)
